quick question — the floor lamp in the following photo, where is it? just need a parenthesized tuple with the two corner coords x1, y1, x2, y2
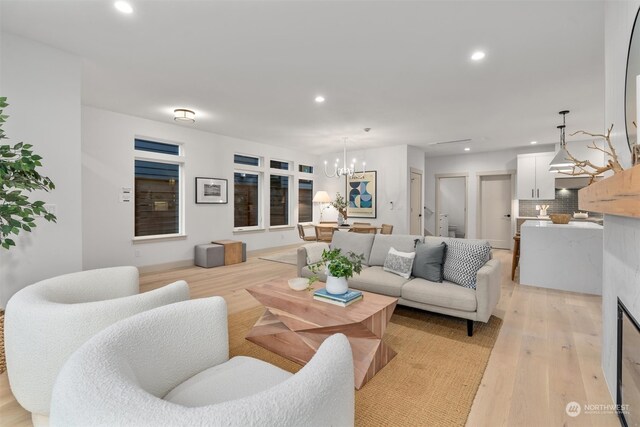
(312, 191, 332, 222)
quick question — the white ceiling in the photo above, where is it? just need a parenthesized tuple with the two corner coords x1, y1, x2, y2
(0, 0, 605, 156)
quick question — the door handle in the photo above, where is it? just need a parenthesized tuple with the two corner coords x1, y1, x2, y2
(531, 189, 534, 198)
(418, 214, 422, 217)
(504, 214, 511, 218)
(537, 189, 540, 198)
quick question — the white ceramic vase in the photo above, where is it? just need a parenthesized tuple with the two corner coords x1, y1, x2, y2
(325, 274, 348, 295)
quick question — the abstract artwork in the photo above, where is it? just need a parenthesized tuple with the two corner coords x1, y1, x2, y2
(346, 171, 377, 218)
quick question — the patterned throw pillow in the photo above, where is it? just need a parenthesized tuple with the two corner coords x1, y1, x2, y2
(443, 240, 491, 289)
(383, 247, 416, 279)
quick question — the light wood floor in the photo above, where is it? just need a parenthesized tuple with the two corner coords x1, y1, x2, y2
(0, 247, 618, 426)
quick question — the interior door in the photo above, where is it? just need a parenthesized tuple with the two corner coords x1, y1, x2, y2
(410, 171, 422, 235)
(480, 175, 512, 249)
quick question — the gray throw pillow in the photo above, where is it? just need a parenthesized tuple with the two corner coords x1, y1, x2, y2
(412, 242, 447, 282)
(443, 240, 491, 289)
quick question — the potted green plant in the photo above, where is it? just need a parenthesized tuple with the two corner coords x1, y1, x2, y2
(0, 97, 57, 250)
(331, 192, 348, 225)
(310, 248, 364, 295)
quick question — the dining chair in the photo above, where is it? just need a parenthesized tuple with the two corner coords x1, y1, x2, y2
(380, 224, 394, 235)
(315, 225, 335, 242)
(351, 226, 377, 234)
(297, 224, 317, 242)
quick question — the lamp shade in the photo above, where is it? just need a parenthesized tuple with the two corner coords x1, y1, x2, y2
(312, 191, 332, 203)
(548, 147, 574, 171)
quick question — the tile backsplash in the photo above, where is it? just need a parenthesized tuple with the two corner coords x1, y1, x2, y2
(518, 189, 602, 217)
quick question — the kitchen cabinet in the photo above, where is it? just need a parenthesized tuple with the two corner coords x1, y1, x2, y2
(517, 152, 556, 200)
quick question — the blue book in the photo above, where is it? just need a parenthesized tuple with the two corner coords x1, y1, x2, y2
(313, 288, 362, 303)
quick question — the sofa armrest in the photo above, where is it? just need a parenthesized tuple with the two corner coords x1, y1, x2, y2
(297, 247, 308, 276)
(475, 258, 501, 323)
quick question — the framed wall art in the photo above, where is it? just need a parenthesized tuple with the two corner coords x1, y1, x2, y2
(195, 177, 228, 204)
(346, 170, 377, 218)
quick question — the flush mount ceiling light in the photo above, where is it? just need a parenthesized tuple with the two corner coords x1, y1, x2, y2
(114, 1, 133, 14)
(174, 109, 195, 123)
(471, 51, 486, 61)
(464, 147, 471, 151)
(549, 110, 574, 172)
(530, 141, 538, 145)
(315, 96, 325, 103)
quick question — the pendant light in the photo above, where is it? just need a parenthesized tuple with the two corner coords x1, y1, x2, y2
(549, 110, 573, 172)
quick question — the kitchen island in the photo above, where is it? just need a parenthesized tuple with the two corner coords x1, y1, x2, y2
(520, 220, 603, 295)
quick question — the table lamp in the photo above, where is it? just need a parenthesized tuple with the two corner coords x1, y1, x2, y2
(312, 191, 332, 222)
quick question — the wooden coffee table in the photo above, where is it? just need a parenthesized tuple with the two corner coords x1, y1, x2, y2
(246, 280, 398, 389)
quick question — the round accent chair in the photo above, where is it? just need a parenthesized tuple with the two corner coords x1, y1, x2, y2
(50, 297, 355, 427)
(4, 266, 190, 425)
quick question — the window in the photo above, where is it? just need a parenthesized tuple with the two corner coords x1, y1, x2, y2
(270, 175, 290, 226)
(234, 172, 260, 228)
(298, 179, 313, 222)
(270, 160, 290, 170)
(134, 139, 183, 238)
(234, 154, 260, 167)
(299, 164, 314, 174)
(135, 139, 180, 155)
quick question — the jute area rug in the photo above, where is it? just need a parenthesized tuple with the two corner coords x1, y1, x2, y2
(229, 305, 502, 427)
(258, 250, 298, 266)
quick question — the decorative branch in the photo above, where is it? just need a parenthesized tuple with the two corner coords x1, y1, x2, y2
(558, 124, 624, 184)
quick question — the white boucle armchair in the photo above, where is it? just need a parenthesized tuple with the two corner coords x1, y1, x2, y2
(4, 266, 190, 424)
(50, 297, 355, 427)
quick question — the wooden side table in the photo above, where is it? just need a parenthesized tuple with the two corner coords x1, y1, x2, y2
(211, 240, 244, 265)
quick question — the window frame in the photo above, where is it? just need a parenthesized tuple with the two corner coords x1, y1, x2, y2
(267, 158, 294, 229)
(297, 177, 314, 223)
(133, 139, 186, 242)
(233, 153, 265, 232)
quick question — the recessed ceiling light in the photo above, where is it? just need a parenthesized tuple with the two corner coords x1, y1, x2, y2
(315, 96, 325, 103)
(471, 51, 486, 61)
(464, 147, 471, 152)
(174, 109, 195, 123)
(530, 141, 538, 144)
(114, 1, 133, 14)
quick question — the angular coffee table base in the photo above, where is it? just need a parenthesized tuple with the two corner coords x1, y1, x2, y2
(246, 306, 397, 389)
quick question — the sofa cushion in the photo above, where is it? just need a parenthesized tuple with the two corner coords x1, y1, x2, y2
(348, 266, 408, 297)
(443, 239, 492, 289)
(164, 356, 292, 407)
(401, 278, 477, 312)
(425, 236, 492, 260)
(368, 235, 424, 266)
(330, 232, 375, 265)
(413, 241, 447, 282)
(383, 247, 416, 279)
(304, 242, 330, 265)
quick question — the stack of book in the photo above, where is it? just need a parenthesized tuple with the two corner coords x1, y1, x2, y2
(313, 288, 363, 307)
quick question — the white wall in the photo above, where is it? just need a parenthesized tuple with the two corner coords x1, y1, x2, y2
(82, 106, 319, 270)
(0, 34, 83, 307)
(317, 144, 411, 234)
(424, 145, 553, 237)
(438, 177, 466, 237)
(601, 0, 640, 400)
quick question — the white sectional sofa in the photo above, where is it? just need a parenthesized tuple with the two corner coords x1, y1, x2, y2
(297, 232, 501, 336)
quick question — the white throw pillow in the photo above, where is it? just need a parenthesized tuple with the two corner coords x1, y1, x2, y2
(383, 247, 416, 279)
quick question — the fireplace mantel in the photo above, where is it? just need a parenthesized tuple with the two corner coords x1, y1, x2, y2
(578, 164, 640, 218)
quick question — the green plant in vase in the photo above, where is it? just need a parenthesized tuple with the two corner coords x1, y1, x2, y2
(309, 248, 364, 295)
(331, 192, 348, 225)
(0, 97, 57, 249)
